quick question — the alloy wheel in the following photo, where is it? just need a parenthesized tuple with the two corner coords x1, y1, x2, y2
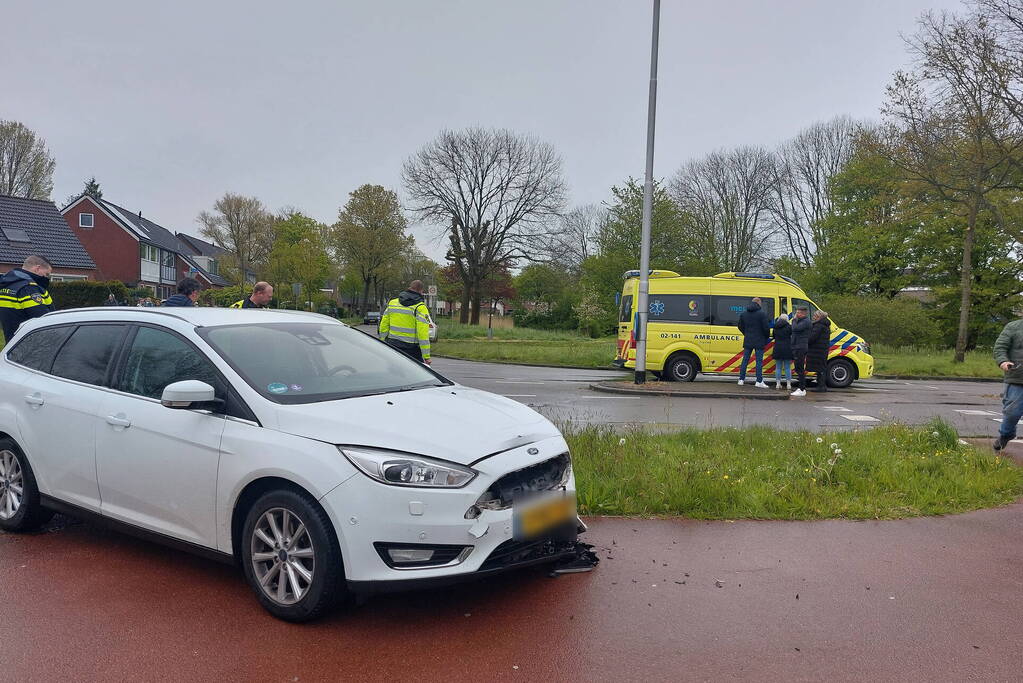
(250, 507, 316, 605)
(0, 450, 24, 521)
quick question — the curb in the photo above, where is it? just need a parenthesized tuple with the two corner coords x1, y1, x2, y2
(589, 382, 790, 400)
(433, 354, 623, 372)
(874, 373, 1002, 383)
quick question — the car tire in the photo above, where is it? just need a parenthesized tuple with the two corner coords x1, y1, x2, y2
(827, 358, 855, 388)
(665, 353, 699, 382)
(0, 438, 54, 533)
(241, 489, 346, 622)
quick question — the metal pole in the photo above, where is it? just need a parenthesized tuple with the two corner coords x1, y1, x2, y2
(635, 0, 660, 384)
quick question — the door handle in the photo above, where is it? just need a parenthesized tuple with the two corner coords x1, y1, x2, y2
(105, 414, 132, 428)
(23, 393, 45, 407)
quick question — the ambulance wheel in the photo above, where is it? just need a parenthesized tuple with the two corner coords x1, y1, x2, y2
(827, 359, 855, 388)
(666, 353, 699, 382)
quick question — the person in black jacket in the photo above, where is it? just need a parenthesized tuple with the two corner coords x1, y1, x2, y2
(163, 277, 202, 307)
(789, 305, 812, 396)
(737, 297, 771, 387)
(771, 314, 793, 390)
(807, 310, 832, 392)
(0, 255, 54, 341)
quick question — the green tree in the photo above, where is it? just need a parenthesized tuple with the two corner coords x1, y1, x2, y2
(266, 212, 332, 310)
(814, 150, 920, 298)
(332, 185, 409, 314)
(514, 264, 567, 313)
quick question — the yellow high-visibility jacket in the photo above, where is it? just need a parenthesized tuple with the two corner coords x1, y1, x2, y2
(379, 292, 431, 360)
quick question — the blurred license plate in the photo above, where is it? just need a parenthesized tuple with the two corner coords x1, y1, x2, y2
(513, 493, 576, 540)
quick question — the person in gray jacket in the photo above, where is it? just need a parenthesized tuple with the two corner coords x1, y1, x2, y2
(993, 317, 1023, 451)
(789, 305, 812, 397)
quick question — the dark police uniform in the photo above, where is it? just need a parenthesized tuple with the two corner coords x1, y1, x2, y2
(230, 298, 264, 309)
(0, 268, 53, 341)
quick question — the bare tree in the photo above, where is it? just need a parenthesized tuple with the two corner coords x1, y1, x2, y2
(880, 10, 1023, 361)
(0, 120, 55, 200)
(403, 128, 566, 324)
(197, 193, 273, 285)
(540, 203, 605, 272)
(670, 146, 778, 272)
(772, 116, 860, 264)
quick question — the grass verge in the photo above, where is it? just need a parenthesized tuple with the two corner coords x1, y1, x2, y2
(872, 344, 1000, 378)
(566, 419, 1022, 519)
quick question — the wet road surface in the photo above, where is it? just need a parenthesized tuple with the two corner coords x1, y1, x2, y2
(3, 494, 1023, 682)
(430, 357, 1012, 437)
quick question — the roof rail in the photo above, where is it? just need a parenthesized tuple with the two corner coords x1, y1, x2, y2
(41, 307, 192, 322)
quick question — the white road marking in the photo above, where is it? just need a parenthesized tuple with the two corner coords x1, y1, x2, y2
(842, 415, 880, 422)
(993, 418, 1003, 422)
(819, 406, 852, 412)
(955, 409, 999, 416)
(848, 387, 890, 392)
(582, 396, 642, 400)
(925, 385, 942, 390)
(495, 381, 545, 384)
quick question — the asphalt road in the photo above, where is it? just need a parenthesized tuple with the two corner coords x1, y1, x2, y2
(3, 502, 1023, 682)
(430, 357, 1012, 439)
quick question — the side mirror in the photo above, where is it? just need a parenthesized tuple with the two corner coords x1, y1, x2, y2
(161, 380, 218, 409)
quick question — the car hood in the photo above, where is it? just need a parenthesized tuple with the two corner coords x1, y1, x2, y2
(271, 385, 559, 465)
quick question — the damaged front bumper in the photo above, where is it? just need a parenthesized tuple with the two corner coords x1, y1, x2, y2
(348, 525, 581, 595)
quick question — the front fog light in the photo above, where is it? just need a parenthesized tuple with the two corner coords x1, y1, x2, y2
(388, 548, 434, 563)
(374, 543, 472, 568)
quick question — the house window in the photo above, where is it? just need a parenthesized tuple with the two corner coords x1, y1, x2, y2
(208, 259, 219, 276)
(161, 251, 175, 268)
(50, 274, 88, 282)
(140, 243, 158, 262)
(79, 213, 94, 228)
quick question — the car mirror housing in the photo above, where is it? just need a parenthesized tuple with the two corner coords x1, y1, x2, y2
(161, 380, 218, 409)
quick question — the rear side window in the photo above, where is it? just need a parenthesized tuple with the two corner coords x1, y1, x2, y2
(619, 295, 633, 323)
(50, 325, 126, 386)
(712, 297, 775, 327)
(116, 326, 220, 399)
(6, 326, 74, 372)
(646, 294, 710, 324)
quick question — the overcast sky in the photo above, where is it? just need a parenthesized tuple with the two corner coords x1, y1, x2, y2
(4, 0, 964, 261)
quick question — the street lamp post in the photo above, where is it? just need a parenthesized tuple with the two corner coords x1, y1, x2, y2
(635, 0, 661, 384)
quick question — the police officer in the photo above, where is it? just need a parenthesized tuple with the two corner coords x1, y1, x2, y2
(379, 280, 432, 364)
(230, 282, 273, 309)
(0, 255, 54, 341)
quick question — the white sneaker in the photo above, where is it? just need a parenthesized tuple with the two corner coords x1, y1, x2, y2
(774, 380, 782, 389)
(755, 381, 769, 388)
(737, 379, 745, 385)
(786, 382, 792, 391)
(790, 389, 806, 397)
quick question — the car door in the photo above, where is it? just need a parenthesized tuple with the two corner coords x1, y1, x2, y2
(95, 324, 227, 547)
(12, 323, 128, 512)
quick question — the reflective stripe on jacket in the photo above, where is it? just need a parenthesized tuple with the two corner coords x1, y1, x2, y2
(379, 297, 431, 359)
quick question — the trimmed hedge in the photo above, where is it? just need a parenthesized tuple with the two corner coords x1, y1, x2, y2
(819, 294, 943, 348)
(50, 280, 131, 310)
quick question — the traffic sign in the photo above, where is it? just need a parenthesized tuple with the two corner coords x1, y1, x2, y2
(427, 285, 438, 296)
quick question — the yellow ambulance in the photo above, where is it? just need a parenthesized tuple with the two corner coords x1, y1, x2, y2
(614, 271, 874, 387)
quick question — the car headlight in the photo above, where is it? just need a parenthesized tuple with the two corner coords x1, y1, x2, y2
(340, 447, 477, 488)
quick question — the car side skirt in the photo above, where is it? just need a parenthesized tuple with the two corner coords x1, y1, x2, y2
(39, 494, 235, 566)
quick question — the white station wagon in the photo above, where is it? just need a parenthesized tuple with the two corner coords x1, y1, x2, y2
(0, 308, 580, 621)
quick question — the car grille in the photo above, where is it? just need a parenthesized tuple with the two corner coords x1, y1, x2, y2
(473, 453, 571, 511)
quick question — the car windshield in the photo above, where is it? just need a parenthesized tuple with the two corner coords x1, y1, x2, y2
(199, 322, 447, 403)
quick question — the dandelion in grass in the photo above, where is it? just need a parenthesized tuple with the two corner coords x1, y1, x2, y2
(931, 431, 939, 438)
(816, 437, 824, 444)
(618, 438, 626, 446)
(830, 443, 839, 450)
(723, 475, 729, 479)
